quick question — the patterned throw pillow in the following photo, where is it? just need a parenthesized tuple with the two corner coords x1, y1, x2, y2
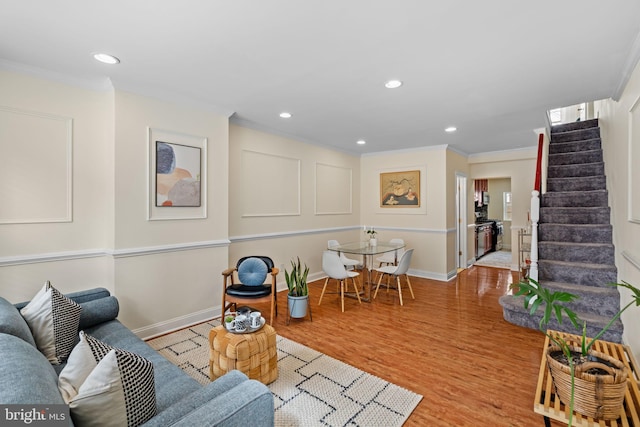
(59, 332, 157, 427)
(20, 281, 82, 364)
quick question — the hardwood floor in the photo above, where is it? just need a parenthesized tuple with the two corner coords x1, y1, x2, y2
(256, 266, 558, 426)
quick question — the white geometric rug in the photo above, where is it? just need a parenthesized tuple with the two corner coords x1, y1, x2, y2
(474, 250, 512, 269)
(147, 320, 422, 426)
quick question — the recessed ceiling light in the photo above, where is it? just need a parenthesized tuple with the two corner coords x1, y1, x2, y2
(93, 53, 120, 64)
(385, 80, 402, 89)
(445, 126, 457, 133)
(357, 140, 366, 145)
(279, 112, 292, 118)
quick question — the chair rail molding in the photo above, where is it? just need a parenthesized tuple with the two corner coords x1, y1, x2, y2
(0, 239, 230, 266)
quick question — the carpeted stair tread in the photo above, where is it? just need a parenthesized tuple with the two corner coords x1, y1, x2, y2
(548, 150, 603, 166)
(500, 294, 623, 343)
(547, 176, 606, 192)
(538, 241, 615, 264)
(548, 138, 602, 154)
(551, 119, 599, 133)
(547, 162, 604, 178)
(536, 281, 621, 317)
(539, 259, 617, 287)
(538, 223, 612, 243)
(541, 190, 608, 208)
(551, 127, 600, 143)
(539, 206, 610, 224)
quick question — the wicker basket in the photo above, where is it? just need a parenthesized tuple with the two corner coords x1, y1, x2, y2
(547, 345, 629, 420)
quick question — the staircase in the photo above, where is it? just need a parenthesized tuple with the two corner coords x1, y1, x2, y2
(500, 119, 622, 342)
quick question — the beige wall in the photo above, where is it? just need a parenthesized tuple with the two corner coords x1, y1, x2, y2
(110, 91, 230, 334)
(0, 70, 113, 301)
(446, 150, 471, 270)
(594, 59, 640, 363)
(0, 68, 542, 339)
(0, 71, 232, 337)
(360, 147, 454, 279)
(469, 149, 537, 269)
(228, 125, 361, 285)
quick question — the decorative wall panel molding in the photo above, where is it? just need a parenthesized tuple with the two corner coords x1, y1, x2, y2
(0, 106, 72, 223)
(241, 150, 300, 217)
(315, 163, 352, 215)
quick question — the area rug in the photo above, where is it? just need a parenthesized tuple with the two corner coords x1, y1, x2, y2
(474, 250, 512, 269)
(147, 320, 422, 426)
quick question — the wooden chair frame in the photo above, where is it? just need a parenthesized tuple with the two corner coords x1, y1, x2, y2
(222, 257, 278, 324)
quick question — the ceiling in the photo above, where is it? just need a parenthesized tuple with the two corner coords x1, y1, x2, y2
(2, 1, 640, 155)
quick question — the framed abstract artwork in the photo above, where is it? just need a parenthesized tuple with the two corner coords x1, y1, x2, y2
(155, 141, 201, 207)
(147, 128, 207, 220)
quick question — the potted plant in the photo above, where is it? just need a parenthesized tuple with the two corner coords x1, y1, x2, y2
(285, 257, 310, 318)
(513, 278, 640, 425)
(364, 226, 378, 246)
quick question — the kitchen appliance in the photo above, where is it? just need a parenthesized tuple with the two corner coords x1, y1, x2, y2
(487, 219, 504, 251)
(475, 222, 493, 259)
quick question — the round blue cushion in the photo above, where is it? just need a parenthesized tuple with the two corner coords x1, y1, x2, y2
(238, 258, 268, 286)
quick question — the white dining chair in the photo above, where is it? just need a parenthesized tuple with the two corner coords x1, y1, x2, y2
(328, 240, 360, 270)
(375, 238, 405, 267)
(319, 250, 361, 312)
(374, 249, 415, 306)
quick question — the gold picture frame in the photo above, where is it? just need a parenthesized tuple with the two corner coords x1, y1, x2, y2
(380, 170, 421, 208)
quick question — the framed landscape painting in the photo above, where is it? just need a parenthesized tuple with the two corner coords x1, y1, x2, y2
(380, 170, 421, 208)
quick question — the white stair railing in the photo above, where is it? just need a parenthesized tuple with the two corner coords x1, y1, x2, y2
(530, 190, 540, 281)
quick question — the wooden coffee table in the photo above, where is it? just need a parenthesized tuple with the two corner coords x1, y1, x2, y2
(534, 330, 640, 426)
(209, 323, 278, 385)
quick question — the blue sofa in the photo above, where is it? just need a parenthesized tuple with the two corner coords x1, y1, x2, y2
(0, 287, 274, 426)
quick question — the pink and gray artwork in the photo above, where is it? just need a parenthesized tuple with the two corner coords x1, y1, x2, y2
(156, 141, 201, 207)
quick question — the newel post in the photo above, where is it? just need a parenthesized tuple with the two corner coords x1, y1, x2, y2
(530, 190, 540, 281)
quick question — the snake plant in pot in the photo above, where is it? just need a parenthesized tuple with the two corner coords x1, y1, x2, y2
(285, 257, 310, 318)
(513, 278, 640, 425)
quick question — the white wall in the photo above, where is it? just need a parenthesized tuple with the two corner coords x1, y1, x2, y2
(594, 59, 640, 363)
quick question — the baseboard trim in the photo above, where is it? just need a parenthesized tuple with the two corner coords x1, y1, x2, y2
(135, 306, 220, 341)
(622, 250, 640, 272)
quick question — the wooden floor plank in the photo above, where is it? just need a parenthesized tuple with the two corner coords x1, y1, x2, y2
(252, 265, 565, 426)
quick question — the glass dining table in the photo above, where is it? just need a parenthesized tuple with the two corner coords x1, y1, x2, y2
(327, 240, 406, 302)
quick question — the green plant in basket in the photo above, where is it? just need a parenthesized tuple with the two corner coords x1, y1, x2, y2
(285, 257, 309, 297)
(512, 278, 640, 426)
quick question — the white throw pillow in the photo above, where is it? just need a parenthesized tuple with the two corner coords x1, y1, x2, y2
(59, 332, 157, 427)
(58, 331, 111, 402)
(20, 281, 82, 364)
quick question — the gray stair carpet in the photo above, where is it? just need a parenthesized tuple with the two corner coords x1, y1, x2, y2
(500, 119, 622, 342)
